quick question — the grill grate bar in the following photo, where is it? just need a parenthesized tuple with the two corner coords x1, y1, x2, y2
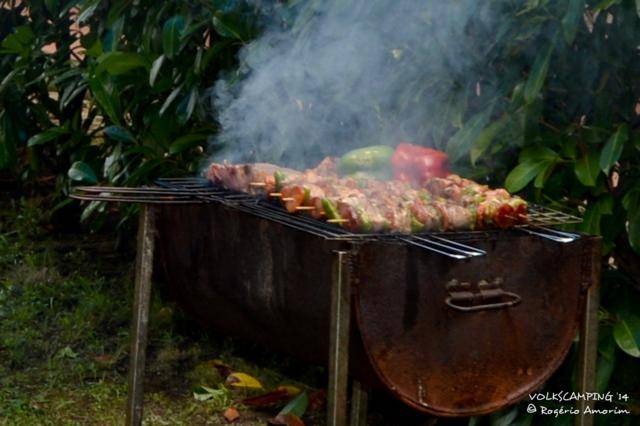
(397, 237, 469, 260)
(517, 226, 580, 243)
(411, 235, 486, 257)
(525, 205, 581, 226)
(69, 177, 583, 258)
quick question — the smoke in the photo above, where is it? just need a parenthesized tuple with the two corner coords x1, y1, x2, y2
(210, 0, 508, 168)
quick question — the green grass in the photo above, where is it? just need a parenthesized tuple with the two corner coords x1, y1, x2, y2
(0, 197, 323, 425)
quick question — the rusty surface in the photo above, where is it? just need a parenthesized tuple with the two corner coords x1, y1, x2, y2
(127, 205, 156, 426)
(153, 203, 601, 417)
(153, 204, 363, 370)
(352, 233, 601, 417)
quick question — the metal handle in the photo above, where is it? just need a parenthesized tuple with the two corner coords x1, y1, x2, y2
(445, 278, 521, 312)
(446, 291, 521, 312)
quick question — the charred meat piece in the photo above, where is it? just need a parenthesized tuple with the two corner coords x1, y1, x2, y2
(207, 162, 301, 194)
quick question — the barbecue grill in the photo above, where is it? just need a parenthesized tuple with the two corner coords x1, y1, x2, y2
(71, 178, 601, 426)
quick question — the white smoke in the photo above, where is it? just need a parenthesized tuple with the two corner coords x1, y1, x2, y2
(211, 0, 505, 168)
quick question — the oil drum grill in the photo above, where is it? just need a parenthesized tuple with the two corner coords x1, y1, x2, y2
(70, 178, 599, 426)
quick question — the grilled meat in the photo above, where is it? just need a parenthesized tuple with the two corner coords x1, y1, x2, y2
(206, 159, 527, 233)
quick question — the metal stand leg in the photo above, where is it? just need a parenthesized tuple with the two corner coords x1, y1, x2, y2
(349, 381, 369, 426)
(126, 205, 156, 426)
(328, 251, 351, 426)
(575, 282, 600, 426)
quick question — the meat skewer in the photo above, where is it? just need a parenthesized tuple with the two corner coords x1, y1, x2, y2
(206, 159, 528, 233)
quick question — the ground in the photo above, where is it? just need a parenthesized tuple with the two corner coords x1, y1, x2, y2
(0, 196, 334, 425)
(0, 195, 441, 426)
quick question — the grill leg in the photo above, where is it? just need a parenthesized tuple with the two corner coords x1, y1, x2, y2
(125, 205, 156, 426)
(328, 251, 351, 426)
(575, 282, 600, 426)
(350, 381, 369, 426)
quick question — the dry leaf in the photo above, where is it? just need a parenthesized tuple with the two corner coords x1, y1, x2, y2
(276, 385, 301, 396)
(226, 372, 263, 389)
(208, 359, 232, 378)
(268, 413, 305, 426)
(223, 407, 240, 423)
(307, 389, 326, 412)
(240, 389, 292, 407)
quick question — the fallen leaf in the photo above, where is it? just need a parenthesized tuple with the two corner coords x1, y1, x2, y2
(307, 389, 326, 412)
(208, 359, 232, 378)
(193, 385, 228, 402)
(276, 391, 308, 418)
(224, 407, 240, 423)
(240, 388, 293, 408)
(268, 413, 305, 426)
(226, 372, 263, 389)
(277, 385, 301, 396)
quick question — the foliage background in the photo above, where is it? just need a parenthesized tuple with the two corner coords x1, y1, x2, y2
(1, 0, 639, 423)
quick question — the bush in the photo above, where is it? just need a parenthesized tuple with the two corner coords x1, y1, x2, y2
(0, 0, 260, 193)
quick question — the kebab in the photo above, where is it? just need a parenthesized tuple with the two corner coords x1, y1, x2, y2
(206, 144, 528, 232)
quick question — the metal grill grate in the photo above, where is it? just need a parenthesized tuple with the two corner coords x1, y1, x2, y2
(70, 177, 583, 259)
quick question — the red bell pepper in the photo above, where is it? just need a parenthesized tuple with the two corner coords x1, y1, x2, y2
(392, 143, 450, 185)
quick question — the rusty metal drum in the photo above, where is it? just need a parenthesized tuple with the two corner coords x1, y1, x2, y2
(153, 203, 601, 417)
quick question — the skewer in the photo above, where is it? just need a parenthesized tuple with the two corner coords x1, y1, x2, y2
(281, 197, 295, 202)
(249, 182, 267, 187)
(269, 193, 282, 197)
(327, 219, 348, 223)
(295, 206, 316, 211)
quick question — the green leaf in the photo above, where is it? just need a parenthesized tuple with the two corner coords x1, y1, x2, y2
(85, 39, 103, 58)
(80, 200, 104, 222)
(169, 133, 208, 155)
(505, 160, 548, 193)
(27, 128, 70, 147)
(629, 211, 640, 255)
(623, 187, 640, 212)
(96, 52, 148, 76)
(163, 16, 185, 59)
(177, 87, 198, 124)
(277, 391, 308, 418)
(524, 43, 554, 104)
(68, 161, 98, 184)
(578, 196, 613, 235)
(212, 13, 249, 42)
(561, 0, 584, 45)
(149, 55, 165, 87)
(446, 108, 493, 162)
(533, 160, 556, 188)
(1, 26, 35, 57)
(518, 145, 559, 163)
(104, 126, 136, 143)
(194, 48, 203, 75)
(201, 41, 232, 72)
(159, 85, 183, 116)
(192, 385, 230, 402)
(44, 0, 59, 15)
(593, 0, 621, 12)
(470, 115, 509, 165)
(613, 313, 640, 357)
(574, 150, 599, 186)
(77, 0, 101, 23)
(0, 69, 20, 95)
(599, 124, 628, 174)
(88, 78, 121, 125)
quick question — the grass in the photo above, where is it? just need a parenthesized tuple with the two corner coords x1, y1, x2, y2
(0, 196, 325, 425)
